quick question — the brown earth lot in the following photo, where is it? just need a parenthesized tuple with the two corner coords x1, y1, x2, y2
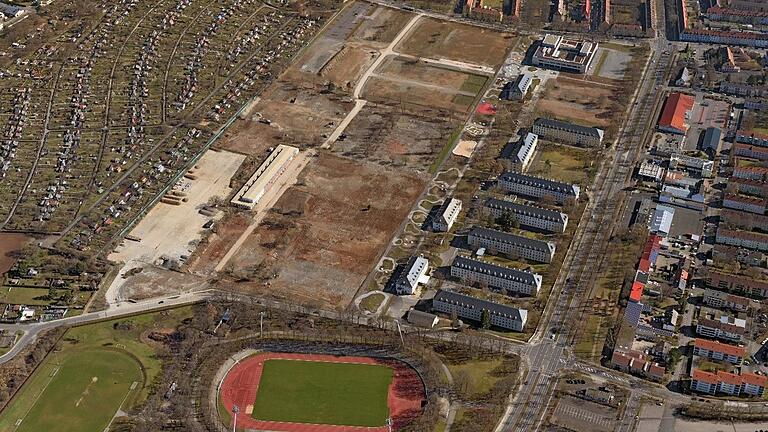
(0, 233, 30, 275)
(333, 102, 460, 170)
(363, 76, 475, 113)
(186, 212, 250, 276)
(376, 56, 479, 91)
(396, 18, 514, 67)
(349, 5, 415, 46)
(535, 77, 618, 128)
(213, 80, 353, 154)
(320, 45, 379, 89)
(224, 153, 426, 308)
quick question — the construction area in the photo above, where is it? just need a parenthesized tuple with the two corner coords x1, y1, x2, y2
(219, 154, 425, 308)
(107, 150, 245, 303)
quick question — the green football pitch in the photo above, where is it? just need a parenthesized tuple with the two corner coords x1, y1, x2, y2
(251, 359, 393, 427)
(0, 348, 142, 432)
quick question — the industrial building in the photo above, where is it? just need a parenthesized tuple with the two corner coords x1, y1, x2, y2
(669, 153, 713, 178)
(230, 145, 299, 210)
(467, 226, 555, 263)
(649, 204, 675, 237)
(432, 289, 527, 332)
(531, 34, 598, 74)
(432, 198, 462, 232)
(658, 93, 695, 135)
(532, 118, 604, 147)
(485, 198, 568, 233)
(498, 171, 580, 203)
(450, 256, 542, 296)
(393, 256, 429, 295)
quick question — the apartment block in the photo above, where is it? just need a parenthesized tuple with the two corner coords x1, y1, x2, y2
(692, 338, 745, 364)
(706, 270, 768, 299)
(498, 172, 580, 203)
(467, 226, 556, 263)
(532, 118, 604, 147)
(432, 289, 527, 332)
(485, 198, 568, 233)
(450, 256, 542, 296)
(702, 288, 752, 313)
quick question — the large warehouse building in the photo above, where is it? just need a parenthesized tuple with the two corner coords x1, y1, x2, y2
(230, 145, 299, 210)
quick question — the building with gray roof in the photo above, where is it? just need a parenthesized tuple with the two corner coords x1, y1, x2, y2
(432, 290, 527, 331)
(485, 198, 568, 233)
(432, 198, 462, 232)
(501, 133, 538, 171)
(450, 256, 542, 296)
(498, 171, 580, 203)
(532, 118, 604, 147)
(468, 226, 555, 263)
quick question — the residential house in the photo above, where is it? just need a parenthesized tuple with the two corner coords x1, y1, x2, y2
(433, 198, 462, 232)
(468, 226, 556, 263)
(485, 198, 568, 233)
(498, 171, 580, 203)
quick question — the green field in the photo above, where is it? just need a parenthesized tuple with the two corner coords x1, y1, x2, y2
(251, 359, 393, 426)
(3, 349, 141, 432)
(0, 307, 192, 432)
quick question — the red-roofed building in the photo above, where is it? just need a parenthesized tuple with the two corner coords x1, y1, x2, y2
(742, 373, 768, 396)
(691, 369, 767, 396)
(611, 349, 665, 382)
(629, 281, 644, 302)
(692, 338, 745, 364)
(658, 93, 695, 135)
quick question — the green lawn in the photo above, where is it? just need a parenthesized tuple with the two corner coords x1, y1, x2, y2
(446, 358, 503, 396)
(0, 287, 52, 306)
(252, 359, 393, 427)
(1, 349, 142, 432)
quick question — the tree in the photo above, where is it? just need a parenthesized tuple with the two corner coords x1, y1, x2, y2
(481, 309, 491, 330)
(495, 213, 518, 231)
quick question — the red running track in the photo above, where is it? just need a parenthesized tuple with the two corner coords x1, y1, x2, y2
(219, 352, 425, 432)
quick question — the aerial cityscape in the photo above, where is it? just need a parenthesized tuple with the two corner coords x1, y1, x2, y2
(0, 0, 767, 431)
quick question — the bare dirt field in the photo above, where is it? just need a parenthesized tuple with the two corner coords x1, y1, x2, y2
(111, 265, 209, 301)
(331, 103, 459, 171)
(396, 18, 515, 67)
(223, 154, 426, 309)
(186, 212, 251, 275)
(377, 56, 485, 91)
(349, 5, 415, 46)
(363, 75, 477, 113)
(320, 45, 379, 89)
(535, 77, 618, 128)
(0, 233, 30, 275)
(214, 81, 353, 154)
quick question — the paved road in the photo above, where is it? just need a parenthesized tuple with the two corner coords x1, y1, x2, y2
(0, 290, 214, 365)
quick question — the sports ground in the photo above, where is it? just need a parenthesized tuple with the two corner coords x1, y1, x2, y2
(219, 352, 425, 432)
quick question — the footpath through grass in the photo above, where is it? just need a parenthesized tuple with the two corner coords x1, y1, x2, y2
(252, 359, 393, 426)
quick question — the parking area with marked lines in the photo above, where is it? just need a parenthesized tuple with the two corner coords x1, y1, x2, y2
(550, 395, 618, 432)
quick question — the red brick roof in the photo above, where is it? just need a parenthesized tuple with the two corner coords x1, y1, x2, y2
(692, 368, 719, 384)
(694, 338, 745, 357)
(741, 373, 768, 387)
(630, 281, 644, 302)
(659, 93, 695, 133)
(717, 370, 743, 386)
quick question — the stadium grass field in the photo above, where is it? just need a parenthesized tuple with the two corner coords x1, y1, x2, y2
(0, 349, 142, 432)
(251, 359, 393, 427)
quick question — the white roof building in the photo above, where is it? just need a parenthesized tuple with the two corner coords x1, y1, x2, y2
(650, 204, 675, 237)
